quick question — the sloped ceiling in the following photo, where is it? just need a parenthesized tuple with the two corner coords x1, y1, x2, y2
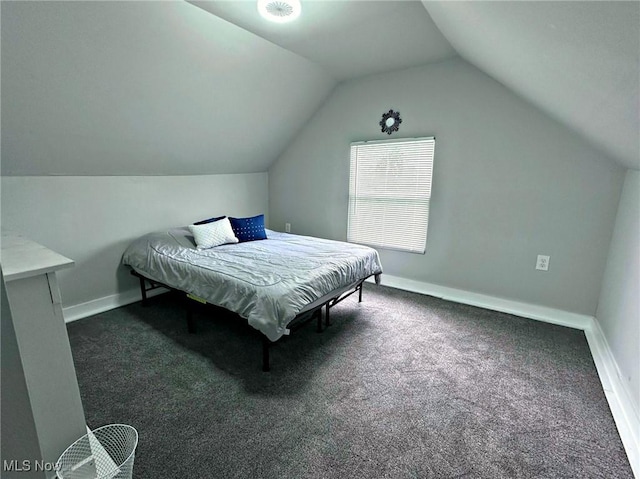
(1, 1, 334, 175)
(190, 0, 456, 81)
(2, 1, 637, 176)
(424, 1, 640, 170)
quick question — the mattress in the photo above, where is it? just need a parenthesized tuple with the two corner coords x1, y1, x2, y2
(122, 228, 383, 341)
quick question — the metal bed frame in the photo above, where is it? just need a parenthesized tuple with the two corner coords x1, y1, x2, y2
(130, 270, 370, 372)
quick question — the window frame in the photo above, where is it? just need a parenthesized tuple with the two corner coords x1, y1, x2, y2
(347, 136, 435, 254)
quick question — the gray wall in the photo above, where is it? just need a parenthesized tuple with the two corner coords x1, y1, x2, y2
(596, 169, 640, 418)
(269, 57, 624, 315)
(1, 174, 268, 307)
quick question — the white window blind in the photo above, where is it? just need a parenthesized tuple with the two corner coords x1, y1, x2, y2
(348, 137, 435, 254)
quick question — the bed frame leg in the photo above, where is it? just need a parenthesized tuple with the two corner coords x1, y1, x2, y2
(139, 276, 149, 307)
(325, 303, 331, 327)
(358, 283, 363, 303)
(262, 337, 271, 372)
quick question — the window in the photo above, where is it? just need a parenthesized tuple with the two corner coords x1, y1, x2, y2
(347, 137, 435, 254)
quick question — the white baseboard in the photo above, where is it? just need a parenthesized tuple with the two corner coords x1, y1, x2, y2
(63, 287, 168, 323)
(585, 319, 640, 478)
(367, 274, 592, 330)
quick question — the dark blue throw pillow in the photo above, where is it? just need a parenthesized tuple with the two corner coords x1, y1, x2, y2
(194, 215, 225, 226)
(229, 214, 267, 242)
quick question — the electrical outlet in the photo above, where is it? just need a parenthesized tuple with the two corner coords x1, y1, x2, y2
(285, 223, 291, 233)
(536, 255, 550, 271)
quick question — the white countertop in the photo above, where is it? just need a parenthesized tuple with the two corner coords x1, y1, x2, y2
(1, 231, 74, 281)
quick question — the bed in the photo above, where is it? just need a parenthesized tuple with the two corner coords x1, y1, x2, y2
(122, 227, 383, 370)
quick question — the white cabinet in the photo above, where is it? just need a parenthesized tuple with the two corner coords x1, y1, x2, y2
(1, 232, 87, 478)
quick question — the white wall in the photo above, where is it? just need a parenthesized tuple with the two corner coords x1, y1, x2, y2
(1, 174, 268, 308)
(269, 58, 624, 316)
(596, 169, 640, 421)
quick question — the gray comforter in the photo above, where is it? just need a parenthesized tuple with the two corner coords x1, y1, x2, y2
(122, 228, 382, 341)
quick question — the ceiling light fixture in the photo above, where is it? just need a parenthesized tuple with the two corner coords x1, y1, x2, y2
(257, 0, 301, 24)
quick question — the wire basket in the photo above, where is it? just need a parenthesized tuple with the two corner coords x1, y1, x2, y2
(56, 424, 138, 479)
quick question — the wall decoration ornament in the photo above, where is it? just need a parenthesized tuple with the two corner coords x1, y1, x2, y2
(380, 109, 402, 135)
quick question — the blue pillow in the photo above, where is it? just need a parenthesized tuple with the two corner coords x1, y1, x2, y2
(229, 214, 267, 242)
(194, 215, 225, 226)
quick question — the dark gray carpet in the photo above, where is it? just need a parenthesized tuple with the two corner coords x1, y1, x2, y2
(67, 284, 633, 478)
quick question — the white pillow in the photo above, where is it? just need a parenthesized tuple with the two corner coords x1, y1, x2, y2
(188, 217, 239, 249)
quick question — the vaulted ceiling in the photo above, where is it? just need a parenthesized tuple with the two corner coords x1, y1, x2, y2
(1, 1, 334, 175)
(1, 1, 638, 176)
(424, 1, 639, 170)
(189, 0, 457, 81)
